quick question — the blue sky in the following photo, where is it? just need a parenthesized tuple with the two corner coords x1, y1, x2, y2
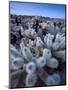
(10, 2, 66, 19)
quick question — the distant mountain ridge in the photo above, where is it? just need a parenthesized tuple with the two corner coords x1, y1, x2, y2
(10, 14, 65, 22)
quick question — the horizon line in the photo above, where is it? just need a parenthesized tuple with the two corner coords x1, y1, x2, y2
(10, 13, 65, 20)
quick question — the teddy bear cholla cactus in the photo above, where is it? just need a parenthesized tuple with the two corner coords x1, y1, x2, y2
(46, 58, 59, 69)
(35, 36, 44, 57)
(21, 46, 33, 62)
(45, 73, 61, 85)
(10, 44, 24, 71)
(20, 39, 34, 62)
(10, 31, 65, 87)
(24, 48, 59, 87)
(10, 57, 24, 71)
(52, 33, 65, 50)
(53, 50, 65, 63)
(37, 68, 61, 86)
(25, 73, 37, 87)
(25, 61, 37, 74)
(44, 33, 54, 49)
(42, 48, 59, 69)
(21, 27, 37, 39)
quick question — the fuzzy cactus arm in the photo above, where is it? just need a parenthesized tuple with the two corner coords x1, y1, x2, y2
(25, 61, 37, 74)
(25, 73, 37, 87)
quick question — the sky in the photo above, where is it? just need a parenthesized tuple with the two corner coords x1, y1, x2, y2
(10, 1, 66, 19)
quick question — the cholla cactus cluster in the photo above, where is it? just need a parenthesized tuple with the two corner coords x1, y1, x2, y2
(10, 19, 66, 88)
